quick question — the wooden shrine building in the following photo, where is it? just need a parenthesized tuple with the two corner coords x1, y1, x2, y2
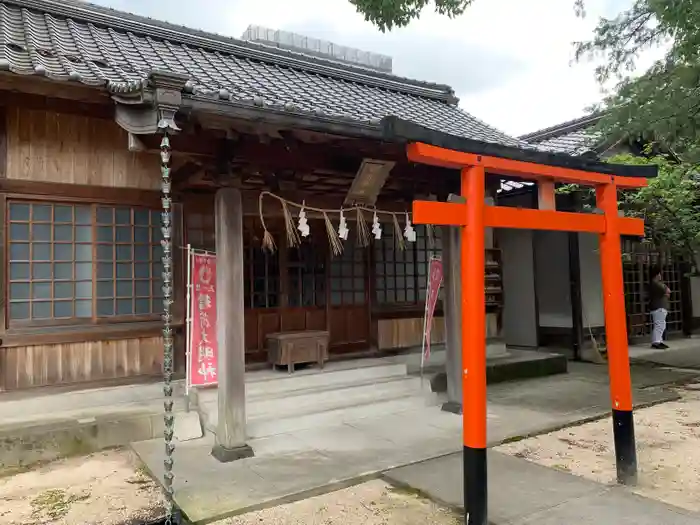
(0, 0, 654, 393)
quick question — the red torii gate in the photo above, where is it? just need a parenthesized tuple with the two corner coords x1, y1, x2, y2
(409, 142, 647, 525)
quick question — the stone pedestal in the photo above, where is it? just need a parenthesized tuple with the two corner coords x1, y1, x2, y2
(487, 339, 509, 359)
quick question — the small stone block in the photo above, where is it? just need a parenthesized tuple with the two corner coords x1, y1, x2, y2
(441, 401, 463, 415)
(174, 411, 204, 442)
(211, 443, 255, 463)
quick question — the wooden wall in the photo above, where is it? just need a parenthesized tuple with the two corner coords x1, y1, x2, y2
(0, 336, 163, 390)
(377, 317, 446, 350)
(5, 106, 159, 189)
(0, 103, 168, 392)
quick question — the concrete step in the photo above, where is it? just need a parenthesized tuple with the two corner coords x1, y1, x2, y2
(246, 393, 440, 438)
(201, 374, 431, 432)
(195, 363, 409, 407)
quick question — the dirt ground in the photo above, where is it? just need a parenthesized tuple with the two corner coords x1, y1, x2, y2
(0, 449, 459, 525)
(0, 449, 164, 525)
(497, 383, 700, 512)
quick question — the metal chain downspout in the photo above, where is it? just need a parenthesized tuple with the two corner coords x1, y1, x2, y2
(160, 130, 176, 525)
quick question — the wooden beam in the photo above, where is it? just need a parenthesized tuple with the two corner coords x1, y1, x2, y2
(171, 162, 203, 190)
(0, 178, 160, 207)
(407, 142, 650, 188)
(412, 200, 644, 236)
(0, 73, 111, 105)
(0, 88, 113, 119)
(537, 181, 555, 210)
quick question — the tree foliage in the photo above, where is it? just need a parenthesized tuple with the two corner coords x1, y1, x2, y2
(349, 0, 474, 31)
(559, 152, 700, 270)
(575, 0, 700, 162)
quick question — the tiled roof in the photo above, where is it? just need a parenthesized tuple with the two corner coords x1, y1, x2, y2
(519, 113, 604, 155)
(0, 0, 524, 147)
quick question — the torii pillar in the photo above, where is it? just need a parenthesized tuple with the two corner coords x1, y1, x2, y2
(409, 142, 647, 525)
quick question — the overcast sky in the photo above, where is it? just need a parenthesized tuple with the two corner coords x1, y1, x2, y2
(90, 0, 661, 137)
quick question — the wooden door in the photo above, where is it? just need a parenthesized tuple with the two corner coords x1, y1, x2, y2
(328, 236, 370, 353)
(622, 240, 685, 343)
(243, 229, 328, 362)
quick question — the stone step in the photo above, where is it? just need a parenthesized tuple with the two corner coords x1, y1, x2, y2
(201, 375, 433, 433)
(245, 393, 440, 438)
(195, 363, 409, 406)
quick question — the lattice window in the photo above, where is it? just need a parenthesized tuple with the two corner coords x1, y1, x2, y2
(185, 210, 280, 309)
(184, 211, 215, 252)
(288, 240, 325, 307)
(7, 201, 163, 325)
(94, 206, 163, 317)
(244, 242, 280, 308)
(330, 236, 366, 306)
(374, 225, 441, 305)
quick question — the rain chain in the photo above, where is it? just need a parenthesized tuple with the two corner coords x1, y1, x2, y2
(160, 131, 177, 525)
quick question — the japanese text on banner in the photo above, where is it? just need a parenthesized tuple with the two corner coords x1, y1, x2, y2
(189, 254, 219, 387)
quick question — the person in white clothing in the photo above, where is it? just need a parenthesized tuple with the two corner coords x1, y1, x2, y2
(649, 266, 670, 349)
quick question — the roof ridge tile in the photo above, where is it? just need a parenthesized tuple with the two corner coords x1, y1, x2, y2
(6, 0, 460, 101)
(0, 0, 523, 148)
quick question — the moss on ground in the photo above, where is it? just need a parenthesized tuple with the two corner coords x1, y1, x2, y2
(30, 488, 90, 521)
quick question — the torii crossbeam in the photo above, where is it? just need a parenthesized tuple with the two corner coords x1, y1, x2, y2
(409, 142, 648, 525)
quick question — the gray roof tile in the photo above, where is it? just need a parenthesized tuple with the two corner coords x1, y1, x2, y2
(0, 0, 525, 147)
(519, 114, 603, 155)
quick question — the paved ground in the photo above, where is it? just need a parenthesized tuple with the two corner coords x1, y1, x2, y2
(383, 451, 700, 525)
(630, 337, 700, 370)
(133, 360, 692, 524)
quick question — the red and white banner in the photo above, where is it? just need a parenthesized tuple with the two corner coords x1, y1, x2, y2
(423, 257, 444, 360)
(188, 253, 219, 387)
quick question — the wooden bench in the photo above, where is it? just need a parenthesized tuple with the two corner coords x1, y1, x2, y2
(265, 330, 330, 373)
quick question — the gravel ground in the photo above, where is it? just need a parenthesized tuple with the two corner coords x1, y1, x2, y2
(0, 449, 164, 525)
(0, 449, 459, 525)
(497, 384, 700, 513)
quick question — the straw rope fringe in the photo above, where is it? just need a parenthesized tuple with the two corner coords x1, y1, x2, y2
(392, 214, 406, 251)
(258, 193, 278, 252)
(281, 201, 300, 248)
(354, 207, 369, 247)
(323, 211, 344, 256)
(257, 191, 425, 253)
(426, 224, 436, 249)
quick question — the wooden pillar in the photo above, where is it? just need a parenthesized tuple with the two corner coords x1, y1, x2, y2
(211, 188, 254, 462)
(596, 182, 637, 484)
(441, 222, 463, 414)
(461, 166, 488, 525)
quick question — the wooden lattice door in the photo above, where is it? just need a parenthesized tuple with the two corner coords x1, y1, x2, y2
(622, 240, 684, 343)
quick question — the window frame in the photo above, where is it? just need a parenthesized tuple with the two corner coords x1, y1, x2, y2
(373, 225, 441, 309)
(4, 195, 164, 331)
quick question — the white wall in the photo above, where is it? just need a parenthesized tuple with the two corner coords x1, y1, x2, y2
(691, 276, 700, 317)
(496, 191, 608, 345)
(497, 192, 538, 347)
(534, 231, 572, 327)
(578, 233, 605, 327)
(500, 228, 538, 347)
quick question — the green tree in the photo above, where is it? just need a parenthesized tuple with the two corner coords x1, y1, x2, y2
(352, 0, 700, 162)
(559, 153, 700, 271)
(349, 0, 474, 31)
(575, 0, 700, 162)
